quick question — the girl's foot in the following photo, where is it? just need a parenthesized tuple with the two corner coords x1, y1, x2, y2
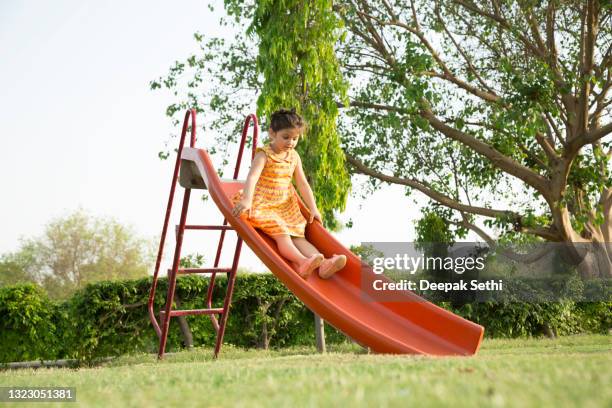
(296, 254, 324, 279)
(319, 254, 347, 279)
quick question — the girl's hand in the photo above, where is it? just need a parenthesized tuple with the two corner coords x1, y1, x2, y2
(232, 199, 252, 218)
(308, 208, 323, 224)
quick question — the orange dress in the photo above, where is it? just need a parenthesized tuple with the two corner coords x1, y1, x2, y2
(232, 145, 307, 237)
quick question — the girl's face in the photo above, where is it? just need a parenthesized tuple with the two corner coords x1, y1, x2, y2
(269, 127, 301, 152)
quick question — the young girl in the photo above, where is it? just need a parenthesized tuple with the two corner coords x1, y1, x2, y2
(231, 108, 347, 279)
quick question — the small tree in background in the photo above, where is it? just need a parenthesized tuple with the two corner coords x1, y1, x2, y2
(0, 249, 37, 287)
(0, 210, 154, 298)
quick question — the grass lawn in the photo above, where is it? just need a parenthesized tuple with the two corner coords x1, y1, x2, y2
(1, 334, 610, 407)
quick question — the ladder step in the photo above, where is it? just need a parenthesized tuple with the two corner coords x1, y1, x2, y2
(184, 225, 234, 231)
(169, 267, 232, 275)
(160, 308, 224, 318)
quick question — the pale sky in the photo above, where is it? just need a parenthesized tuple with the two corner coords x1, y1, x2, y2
(0, 0, 423, 273)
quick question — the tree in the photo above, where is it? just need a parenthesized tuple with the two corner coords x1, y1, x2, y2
(0, 250, 36, 287)
(0, 210, 154, 298)
(152, 1, 611, 277)
(336, 0, 612, 278)
(152, 1, 351, 229)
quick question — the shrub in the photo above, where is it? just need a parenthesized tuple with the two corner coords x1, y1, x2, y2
(0, 284, 60, 362)
(0, 275, 609, 363)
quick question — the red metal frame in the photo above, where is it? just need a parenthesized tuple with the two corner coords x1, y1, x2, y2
(148, 110, 259, 359)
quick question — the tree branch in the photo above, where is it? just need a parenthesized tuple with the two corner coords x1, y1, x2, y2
(600, 187, 612, 243)
(545, 1, 559, 72)
(452, 0, 544, 58)
(535, 132, 560, 163)
(452, 215, 559, 249)
(346, 100, 406, 112)
(380, 0, 398, 21)
(453, 0, 575, 115)
(354, 8, 501, 103)
(346, 153, 520, 220)
(589, 69, 611, 126)
(450, 214, 495, 246)
(585, 122, 612, 144)
(419, 104, 551, 197)
(544, 111, 565, 146)
(498, 244, 555, 264)
(433, 2, 498, 96)
(576, 0, 600, 137)
(462, 119, 549, 170)
(520, 4, 548, 56)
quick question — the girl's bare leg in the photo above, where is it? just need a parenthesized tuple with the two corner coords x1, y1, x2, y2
(272, 234, 308, 264)
(291, 237, 322, 258)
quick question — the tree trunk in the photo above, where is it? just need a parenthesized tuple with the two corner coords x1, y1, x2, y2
(565, 242, 612, 278)
(260, 319, 269, 349)
(174, 295, 193, 348)
(542, 323, 557, 338)
(257, 298, 270, 349)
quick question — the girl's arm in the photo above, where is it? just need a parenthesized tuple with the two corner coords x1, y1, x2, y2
(294, 154, 323, 223)
(232, 151, 266, 217)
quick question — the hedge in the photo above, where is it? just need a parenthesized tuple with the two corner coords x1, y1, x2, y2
(0, 274, 610, 363)
(0, 274, 347, 363)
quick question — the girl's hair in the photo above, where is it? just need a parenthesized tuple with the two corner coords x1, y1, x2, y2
(270, 108, 304, 132)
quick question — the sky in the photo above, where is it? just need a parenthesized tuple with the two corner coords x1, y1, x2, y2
(0, 0, 424, 273)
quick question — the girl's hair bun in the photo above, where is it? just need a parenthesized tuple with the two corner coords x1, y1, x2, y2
(270, 108, 304, 131)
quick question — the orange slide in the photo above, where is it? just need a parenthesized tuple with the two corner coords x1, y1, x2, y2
(181, 146, 484, 356)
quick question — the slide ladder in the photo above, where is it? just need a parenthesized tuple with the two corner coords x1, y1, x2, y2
(147, 109, 259, 359)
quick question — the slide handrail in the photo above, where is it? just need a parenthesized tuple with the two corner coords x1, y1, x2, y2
(148, 109, 197, 337)
(233, 113, 259, 179)
(207, 113, 259, 330)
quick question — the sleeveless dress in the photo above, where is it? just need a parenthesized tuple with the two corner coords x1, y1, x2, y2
(232, 145, 307, 237)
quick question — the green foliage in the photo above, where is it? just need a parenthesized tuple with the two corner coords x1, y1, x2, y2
(349, 244, 384, 264)
(415, 207, 458, 245)
(0, 274, 348, 363)
(575, 300, 612, 334)
(433, 273, 611, 337)
(0, 251, 36, 287)
(64, 278, 160, 360)
(414, 207, 468, 278)
(153, 1, 351, 228)
(448, 301, 611, 338)
(150, 30, 259, 173)
(249, 0, 351, 229)
(179, 253, 206, 268)
(0, 284, 60, 362)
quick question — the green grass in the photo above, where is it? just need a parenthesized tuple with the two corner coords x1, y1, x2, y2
(1, 335, 610, 407)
